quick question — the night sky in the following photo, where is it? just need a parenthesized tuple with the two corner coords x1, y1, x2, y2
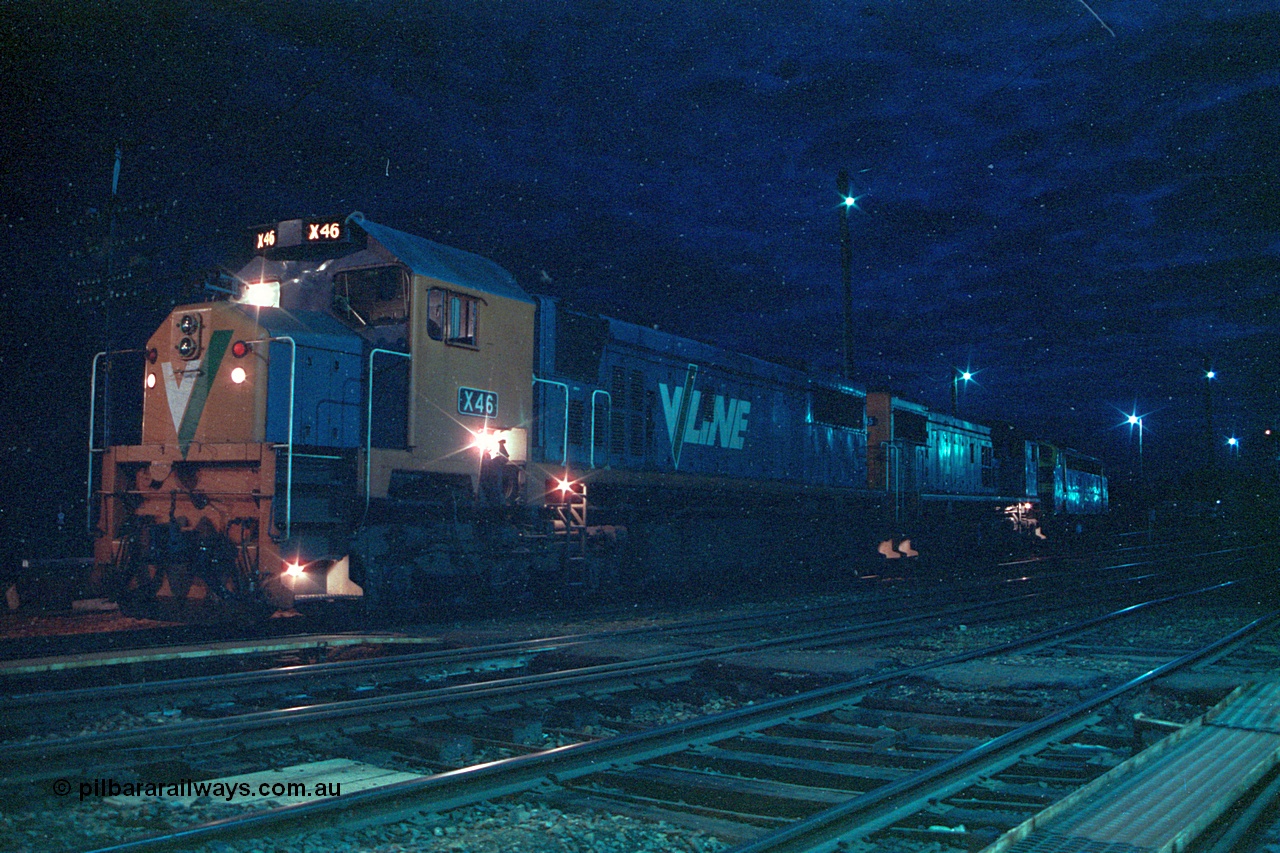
(3, 1, 1279, 542)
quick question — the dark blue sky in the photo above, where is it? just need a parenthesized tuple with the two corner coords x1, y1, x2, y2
(3, 1, 1278, 492)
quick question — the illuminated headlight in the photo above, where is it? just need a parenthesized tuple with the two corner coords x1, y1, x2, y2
(284, 561, 306, 578)
(471, 429, 499, 455)
(239, 280, 281, 308)
(230, 366, 247, 384)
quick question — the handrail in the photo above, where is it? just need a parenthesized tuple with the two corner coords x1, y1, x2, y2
(266, 336, 297, 540)
(364, 348, 412, 520)
(881, 440, 902, 525)
(86, 347, 144, 535)
(590, 389, 611, 469)
(533, 376, 570, 466)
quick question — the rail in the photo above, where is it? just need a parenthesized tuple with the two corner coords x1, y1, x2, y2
(62, 582, 1256, 853)
(363, 348, 412, 520)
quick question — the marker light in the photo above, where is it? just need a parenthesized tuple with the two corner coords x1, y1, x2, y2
(146, 373, 156, 389)
(230, 366, 247, 384)
(146, 347, 158, 364)
(231, 340, 252, 358)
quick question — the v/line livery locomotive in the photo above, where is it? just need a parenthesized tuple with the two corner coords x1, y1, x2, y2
(90, 213, 1107, 611)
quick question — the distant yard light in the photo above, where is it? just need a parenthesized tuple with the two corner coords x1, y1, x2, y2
(952, 366, 978, 416)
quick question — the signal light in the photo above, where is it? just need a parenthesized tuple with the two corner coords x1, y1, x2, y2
(146, 347, 158, 364)
(545, 476, 584, 505)
(231, 340, 252, 358)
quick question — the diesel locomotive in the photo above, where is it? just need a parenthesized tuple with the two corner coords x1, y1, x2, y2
(88, 213, 1107, 612)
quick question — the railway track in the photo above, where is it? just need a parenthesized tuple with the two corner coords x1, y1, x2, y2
(8, 535, 1242, 746)
(2, 556, 1273, 853)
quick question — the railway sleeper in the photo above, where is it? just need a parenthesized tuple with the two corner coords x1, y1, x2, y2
(661, 745, 910, 791)
(716, 732, 935, 770)
(544, 788, 773, 843)
(579, 764, 849, 820)
(352, 729, 477, 765)
(767, 719, 903, 749)
(831, 705, 1024, 738)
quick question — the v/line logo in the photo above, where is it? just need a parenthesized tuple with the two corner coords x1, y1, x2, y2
(659, 364, 751, 468)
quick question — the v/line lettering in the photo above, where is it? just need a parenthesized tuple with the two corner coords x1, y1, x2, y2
(659, 369, 751, 470)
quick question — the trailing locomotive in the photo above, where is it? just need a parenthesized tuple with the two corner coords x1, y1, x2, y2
(89, 213, 1107, 612)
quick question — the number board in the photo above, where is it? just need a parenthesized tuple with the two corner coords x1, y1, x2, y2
(251, 226, 278, 253)
(250, 218, 345, 254)
(305, 218, 343, 243)
(458, 386, 498, 418)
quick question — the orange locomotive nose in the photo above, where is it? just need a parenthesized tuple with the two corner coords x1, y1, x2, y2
(141, 305, 267, 450)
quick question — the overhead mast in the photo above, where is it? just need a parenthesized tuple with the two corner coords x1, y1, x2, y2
(837, 170, 855, 381)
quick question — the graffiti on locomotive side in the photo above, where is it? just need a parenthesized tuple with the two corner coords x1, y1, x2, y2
(660, 364, 751, 469)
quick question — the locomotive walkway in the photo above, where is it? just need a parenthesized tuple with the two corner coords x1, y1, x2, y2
(989, 679, 1280, 853)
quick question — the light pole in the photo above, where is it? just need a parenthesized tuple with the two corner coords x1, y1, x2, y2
(1127, 413, 1144, 477)
(952, 368, 974, 416)
(1203, 360, 1216, 466)
(837, 170, 859, 381)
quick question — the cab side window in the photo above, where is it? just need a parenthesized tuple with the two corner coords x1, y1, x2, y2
(333, 267, 409, 326)
(427, 288, 482, 347)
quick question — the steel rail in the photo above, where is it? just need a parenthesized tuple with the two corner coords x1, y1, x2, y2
(2, 590, 1041, 769)
(73, 581, 1244, 853)
(0, 586, 977, 712)
(728, 608, 1280, 853)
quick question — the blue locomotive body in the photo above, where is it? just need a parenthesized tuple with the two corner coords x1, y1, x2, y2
(91, 213, 1107, 611)
(532, 298, 869, 490)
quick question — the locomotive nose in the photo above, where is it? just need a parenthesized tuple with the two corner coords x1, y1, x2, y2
(141, 305, 266, 449)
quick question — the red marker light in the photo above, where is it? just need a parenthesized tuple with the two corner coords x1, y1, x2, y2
(146, 347, 158, 364)
(232, 340, 252, 358)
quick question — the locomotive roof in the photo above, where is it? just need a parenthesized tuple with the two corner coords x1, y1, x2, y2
(349, 213, 533, 304)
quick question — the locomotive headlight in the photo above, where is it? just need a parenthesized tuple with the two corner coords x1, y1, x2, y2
(177, 336, 197, 359)
(470, 429, 499, 455)
(178, 314, 199, 335)
(230, 366, 247, 384)
(284, 560, 306, 577)
(240, 280, 281, 308)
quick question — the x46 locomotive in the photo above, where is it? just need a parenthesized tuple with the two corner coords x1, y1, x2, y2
(90, 213, 1106, 611)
